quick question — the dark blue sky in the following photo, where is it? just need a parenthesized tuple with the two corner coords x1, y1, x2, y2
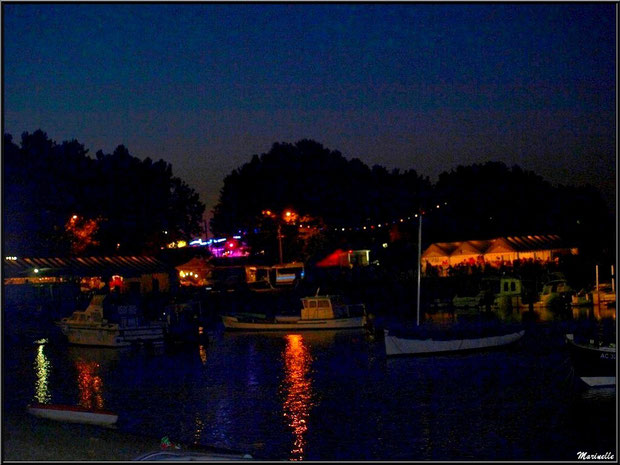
(3, 3, 616, 222)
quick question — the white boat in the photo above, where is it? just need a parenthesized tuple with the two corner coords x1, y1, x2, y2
(134, 450, 253, 461)
(57, 295, 166, 347)
(384, 328, 525, 356)
(537, 277, 572, 307)
(221, 294, 366, 330)
(27, 403, 118, 426)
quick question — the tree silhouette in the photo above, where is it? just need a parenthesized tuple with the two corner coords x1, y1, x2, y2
(211, 142, 613, 263)
(3, 130, 205, 256)
(210, 139, 431, 235)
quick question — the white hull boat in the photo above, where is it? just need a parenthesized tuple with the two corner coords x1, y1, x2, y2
(27, 403, 118, 426)
(579, 376, 616, 388)
(384, 329, 525, 356)
(222, 294, 366, 331)
(135, 450, 253, 461)
(222, 314, 365, 330)
(57, 295, 166, 347)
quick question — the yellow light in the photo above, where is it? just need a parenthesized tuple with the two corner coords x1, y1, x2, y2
(285, 211, 292, 217)
(180, 271, 186, 278)
(177, 241, 187, 248)
(34, 344, 52, 403)
(72, 215, 78, 220)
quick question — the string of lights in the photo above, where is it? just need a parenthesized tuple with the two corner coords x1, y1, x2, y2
(294, 202, 449, 232)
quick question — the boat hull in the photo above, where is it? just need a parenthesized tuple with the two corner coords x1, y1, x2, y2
(222, 315, 365, 331)
(579, 376, 616, 388)
(27, 403, 118, 426)
(59, 323, 166, 347)
(384, 329, 525, 356)
(565, 334, 616, 378)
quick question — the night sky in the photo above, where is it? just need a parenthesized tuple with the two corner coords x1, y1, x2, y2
(3, 3, 616, 222)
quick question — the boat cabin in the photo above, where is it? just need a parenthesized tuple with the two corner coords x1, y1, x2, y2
(540, 279, 571, 297)
(498, 277, 522, 297)
(300, 295, 364, 320)
(63, 295, 106, 325)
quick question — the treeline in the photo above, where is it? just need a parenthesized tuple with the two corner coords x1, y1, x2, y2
(4, 132, 613, 261)
(211, 139, 614, 261)
(3, 130, 205, 256)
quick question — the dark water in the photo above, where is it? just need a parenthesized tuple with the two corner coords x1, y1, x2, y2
(2, 310, 616, 461)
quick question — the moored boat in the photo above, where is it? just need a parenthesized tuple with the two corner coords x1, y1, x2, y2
(384, 326, 525, 356)
(134, 450, 253, 461)
(27, 403, 118, 426)
(565, 333, 616, 387)
(222, 294, 366, 330)
(57, 294, 166, 347)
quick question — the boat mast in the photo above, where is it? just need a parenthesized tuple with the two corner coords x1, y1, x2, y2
(416, 213, 422, 326)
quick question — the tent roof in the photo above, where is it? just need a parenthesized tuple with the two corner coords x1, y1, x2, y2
(176, 256, 212, 271)
(486, 235, 568, 253)
(424, 234, 572, 257)
(316, 249, 347, 267)
(422, 243, 457, 258)
(450, 241, 487, 256)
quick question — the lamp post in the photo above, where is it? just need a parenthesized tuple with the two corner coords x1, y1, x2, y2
(277, 223, 284, 265)
(263, 209, 296, 265)
(416, 213, 422, 326)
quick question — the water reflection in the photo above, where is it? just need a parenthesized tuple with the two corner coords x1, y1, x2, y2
(280, 334, 314, 461)
(428, 304, 616, 324)
(198, 344, 208, 365)
(75, 360, 104, 410)
(33, 343, 52, 404)
(66, 347, 117, 410)
(194, 413, 205, 444)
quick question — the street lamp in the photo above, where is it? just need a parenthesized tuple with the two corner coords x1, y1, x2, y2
(277, 223, 284, 265)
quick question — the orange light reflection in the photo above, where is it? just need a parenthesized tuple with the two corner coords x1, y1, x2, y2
(281, 334, 313, 461)
(75, 360, 104, 410)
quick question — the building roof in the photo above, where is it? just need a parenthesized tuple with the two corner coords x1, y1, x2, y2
(2, 256, 171, 279)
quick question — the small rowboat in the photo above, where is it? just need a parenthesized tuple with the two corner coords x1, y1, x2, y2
(27, 403, 118, 427)
(384, 328, 525, 356)
(134, 450, 254, 461)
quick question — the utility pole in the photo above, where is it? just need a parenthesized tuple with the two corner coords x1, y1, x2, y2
(416, 213, 422, 326)
(277, 223, 284, 264)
